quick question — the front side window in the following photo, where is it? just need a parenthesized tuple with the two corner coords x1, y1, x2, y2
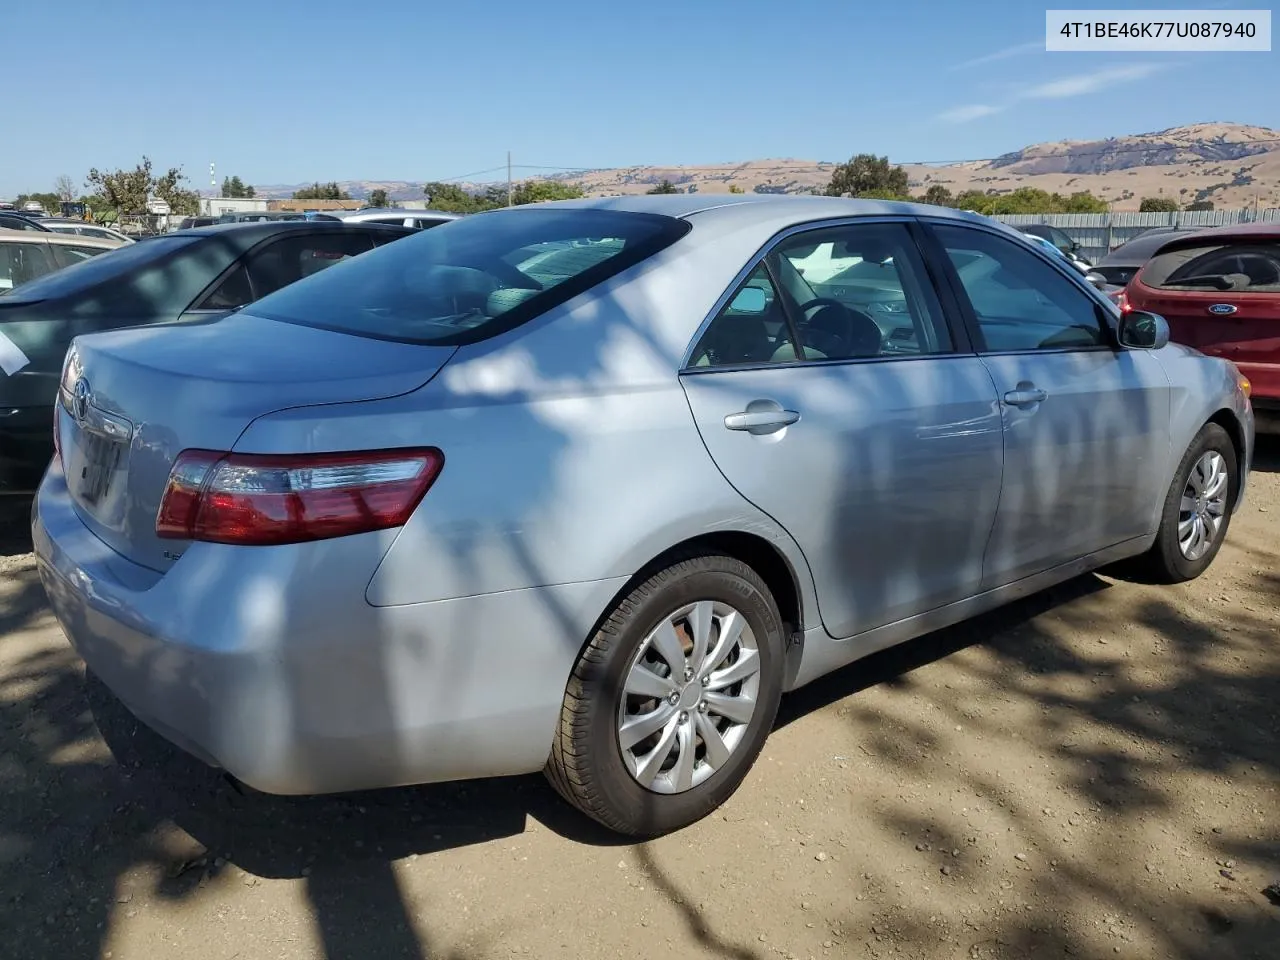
(247, 208, 690, 345)
(689, 221, 952, 367)
(932, 223, 1106, 352)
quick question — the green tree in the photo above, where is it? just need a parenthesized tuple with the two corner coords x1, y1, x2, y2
(154, 166, 200, 215)
(1060, 190, 1108, 214)
(647, 179, 679, 194)
(921, 184, 954, 207)
(512, 180, 585, 204)
(1139, 196, 1179, 213)
(221, 175, 255, 198)
(368, 188, 390, 208)
(1186, 200, 1215, 212)
(728, 184, 744, 194)
(824, 154, 909, 199)
(293, 181, 350, 201)
(86, 157, 155, 215)
(953, 190, 994, 213)
(422, 181, 491, 213)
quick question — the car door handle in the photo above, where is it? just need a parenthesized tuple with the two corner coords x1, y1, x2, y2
(1002, 387, 1047, 406)
(724, 409, 801, 432)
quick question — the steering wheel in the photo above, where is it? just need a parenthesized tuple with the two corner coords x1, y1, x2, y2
(796, 297, 845, 314)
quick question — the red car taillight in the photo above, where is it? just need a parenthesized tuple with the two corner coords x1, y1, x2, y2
(1115, 290, 1131, 313)
(156, 448, 444, 546)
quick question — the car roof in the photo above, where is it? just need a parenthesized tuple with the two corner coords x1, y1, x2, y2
(164, 219, 415, 242)
(501, 193, 1001, 237)
(0, 227, 117, 248)
(1149, 221, 1280, 256)
(1097, 229, 1201, 266)
(334, 207, 461, 219)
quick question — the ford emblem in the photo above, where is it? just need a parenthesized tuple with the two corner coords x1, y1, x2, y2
(72, 377, 92, 422)
(1208, 303, 1237, 316)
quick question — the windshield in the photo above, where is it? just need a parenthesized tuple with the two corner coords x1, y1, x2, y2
(246, 207, 690, 345)
(0, 235, 198, 303)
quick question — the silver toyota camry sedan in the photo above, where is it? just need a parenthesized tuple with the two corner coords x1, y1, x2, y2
(33, 195, 1254, 837)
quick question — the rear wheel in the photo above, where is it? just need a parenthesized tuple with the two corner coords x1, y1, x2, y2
(1140, 422, 1238, 583)
(546, 554, 785, 837)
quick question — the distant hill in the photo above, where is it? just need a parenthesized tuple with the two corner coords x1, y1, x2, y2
(238, 123, 1280, 211)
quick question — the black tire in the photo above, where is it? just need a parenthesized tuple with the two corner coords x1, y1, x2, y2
(545, 554, 785, 837)
(1139, 422, 1238, 584)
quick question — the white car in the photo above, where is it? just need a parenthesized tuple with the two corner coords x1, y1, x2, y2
(35, 219, 134, 245)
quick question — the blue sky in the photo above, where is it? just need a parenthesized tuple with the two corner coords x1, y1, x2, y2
(3, 0, 1276, 195)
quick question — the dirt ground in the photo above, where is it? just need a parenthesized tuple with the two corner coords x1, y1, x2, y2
(1, 442, 1278, 960)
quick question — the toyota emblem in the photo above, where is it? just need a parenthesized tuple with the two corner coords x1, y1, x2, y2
(72, 377, 92, 422)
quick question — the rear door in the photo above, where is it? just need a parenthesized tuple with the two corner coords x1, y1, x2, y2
(926, 221, 1170, 588)
(680, 219, 1004, 640)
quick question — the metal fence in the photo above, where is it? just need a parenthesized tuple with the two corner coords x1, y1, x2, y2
(992, 209, 1280, 263)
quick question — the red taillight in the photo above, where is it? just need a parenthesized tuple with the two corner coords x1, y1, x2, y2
(1115, 290, 1131, 313)
(156, 448, 443, 546)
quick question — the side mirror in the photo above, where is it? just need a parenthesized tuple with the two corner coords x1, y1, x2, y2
(729, 286, 768, 314)
(1084, 271, 1108, 289)
(1118, 310, 1170, 350)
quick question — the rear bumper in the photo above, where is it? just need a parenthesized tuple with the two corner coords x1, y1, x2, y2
(1236, 361, 1280, 406)
(33, 460, 624, 795)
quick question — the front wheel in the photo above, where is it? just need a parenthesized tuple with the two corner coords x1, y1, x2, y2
(545, 554, 785, 837)
(1140, 422, 1238, 583)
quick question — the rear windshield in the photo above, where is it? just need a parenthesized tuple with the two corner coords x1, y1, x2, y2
(246, 207, 690, 345)
(0, 235, 198, 303)
(1141, 242, 1280, 292)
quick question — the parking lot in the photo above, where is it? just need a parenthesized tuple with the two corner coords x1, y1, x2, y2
(0, 441, 1276, 960)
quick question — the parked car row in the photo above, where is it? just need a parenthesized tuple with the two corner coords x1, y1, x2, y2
(23, 195, 1254, 838)
(0, 208, 135, 245)
(1, 219, 416, 493)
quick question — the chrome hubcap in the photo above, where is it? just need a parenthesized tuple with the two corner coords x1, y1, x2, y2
(616, 600, 761, 794)
(1178, 451, 1228, 561)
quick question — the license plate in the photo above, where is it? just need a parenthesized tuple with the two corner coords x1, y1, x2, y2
(78, 433, 123, 505)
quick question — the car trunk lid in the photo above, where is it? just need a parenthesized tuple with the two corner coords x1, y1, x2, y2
(57, 311, 456, 572)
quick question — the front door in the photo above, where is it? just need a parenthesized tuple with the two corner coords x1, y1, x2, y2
(927, 221, 1171, 589)
(680, 220, 1004, 640)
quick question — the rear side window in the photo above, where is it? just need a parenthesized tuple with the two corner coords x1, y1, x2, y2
(0, 241, 56, 290)
(1141, 242, 1280, 292)
(52, 244, 110, 268)
(0, 235, 198, 303)
(246, 232, 376, 298)
(247, 208, 691, 345)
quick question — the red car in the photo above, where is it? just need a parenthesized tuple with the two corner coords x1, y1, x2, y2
(1125, 222, 1278, 418)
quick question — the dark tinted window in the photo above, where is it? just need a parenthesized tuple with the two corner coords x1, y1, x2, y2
(247, 208, 690, 345)
(194, 263, 253, 310)
(0, 214, 45, 232)
(1141, 242, 1280, 292)
(246, 232, 376, 298)
(0, 235, 198, 303)
(934, 224, 1105, 352)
